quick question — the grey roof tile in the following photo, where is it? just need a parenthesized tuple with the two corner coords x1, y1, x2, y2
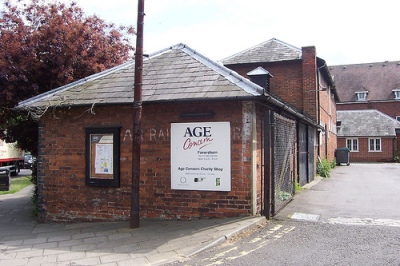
(221, 38, 302, 65)
(337, 110, 400, 137)
(19, 44, 266, 109)
(330, 61, 400, 102)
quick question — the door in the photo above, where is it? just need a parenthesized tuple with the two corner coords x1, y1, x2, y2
(307, 126, 315, 183)
(298, 123, 308, 186)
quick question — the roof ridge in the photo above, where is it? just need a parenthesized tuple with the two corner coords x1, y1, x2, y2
(331, 60, 400, 68)
(338, 109, 376, 113)
(338, 109, 400, 126)
(271, 38, 301, 52)
(373, 110, 400, 126)
(175, 43, 264, 96)
(220, 39, 272, 63)
(220, 38, 302, 64)
(147, 43, 185, 58)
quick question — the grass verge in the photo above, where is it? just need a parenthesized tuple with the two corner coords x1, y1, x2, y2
(0, 176, 32, 195)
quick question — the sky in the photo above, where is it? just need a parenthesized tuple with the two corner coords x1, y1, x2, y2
(73, 0, 400, 65)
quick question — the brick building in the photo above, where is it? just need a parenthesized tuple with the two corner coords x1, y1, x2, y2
(19, 44, 320, 222)
(331, 61, 400, 162)
(222, 38, 338, 185)
(337, 110, 400, 162)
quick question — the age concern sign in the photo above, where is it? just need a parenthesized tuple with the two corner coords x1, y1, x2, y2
(171, 122, 231, 191)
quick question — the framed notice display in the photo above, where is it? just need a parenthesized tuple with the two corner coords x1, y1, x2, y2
(85, 127, 120, 187)
(171, 122, 231, 191)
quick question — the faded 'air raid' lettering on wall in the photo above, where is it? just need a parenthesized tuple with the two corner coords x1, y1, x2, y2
(122, 127, 242, 142)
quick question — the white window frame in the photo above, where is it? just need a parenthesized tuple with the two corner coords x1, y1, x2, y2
(356, 91, 368, 101)
(346, 138, 359, 152)
(368, 138, 382, 152)
(393, 89, 400, 100)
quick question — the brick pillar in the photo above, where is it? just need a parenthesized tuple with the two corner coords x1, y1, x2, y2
(302, 46, 318, 121)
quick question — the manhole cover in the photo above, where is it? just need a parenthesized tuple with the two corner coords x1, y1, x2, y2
(290, 212, 320, 222)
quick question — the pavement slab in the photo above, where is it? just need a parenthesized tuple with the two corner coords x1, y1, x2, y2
(0, 184, 265, 265)
(3, 164, 400, 265)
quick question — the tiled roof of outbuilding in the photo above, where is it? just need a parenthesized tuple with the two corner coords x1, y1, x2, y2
(337, 110, 400, 137)
(330, 61, 400, 102)
(221, 38, 302, 65)
(18, 44, 265, 109)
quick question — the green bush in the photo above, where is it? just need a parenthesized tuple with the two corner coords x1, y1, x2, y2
(330, 158, 337, 169)
(317, 158, 334, 178)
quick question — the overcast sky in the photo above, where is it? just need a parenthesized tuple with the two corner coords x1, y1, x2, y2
(75, 0, 400, 66)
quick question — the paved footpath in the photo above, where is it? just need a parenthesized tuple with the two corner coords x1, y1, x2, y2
(0, 185, 265, 266)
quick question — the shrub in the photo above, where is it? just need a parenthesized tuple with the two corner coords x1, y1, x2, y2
(317, 158, 334, 178)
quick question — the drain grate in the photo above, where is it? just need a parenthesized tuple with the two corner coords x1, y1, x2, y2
(290, 212, 320, 222)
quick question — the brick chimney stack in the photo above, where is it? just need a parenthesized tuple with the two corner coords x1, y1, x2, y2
(302, 46, 318, 121)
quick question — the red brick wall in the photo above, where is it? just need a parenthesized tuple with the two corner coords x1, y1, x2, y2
(37, 101, 266, 222)
(224, 49, 337, 162)
(301, 46, 318, 120)
(397, 132, 400, 153)
(337, 137, 395, 162)
(225, 61, 304, 112)
(319, 85, 337, 161)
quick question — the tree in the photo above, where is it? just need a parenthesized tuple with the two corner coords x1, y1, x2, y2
(0, 0, 135, 155)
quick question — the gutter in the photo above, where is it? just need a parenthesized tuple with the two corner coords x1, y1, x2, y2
(259, 95, 321, 129)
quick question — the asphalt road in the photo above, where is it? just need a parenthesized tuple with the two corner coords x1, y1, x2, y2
(177, 219, 400, 265)
(169, 163, 400, 265)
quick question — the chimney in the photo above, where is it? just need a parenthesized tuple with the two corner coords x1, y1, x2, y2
(247, 67, 273, 92)
(301, 46, 317, 120)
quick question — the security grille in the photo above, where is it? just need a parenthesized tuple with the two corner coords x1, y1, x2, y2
(273, 113, 296, 214)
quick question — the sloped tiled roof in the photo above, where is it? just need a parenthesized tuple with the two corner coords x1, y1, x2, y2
(18, 44, 265, 109)
(337, 110, 400, 137)
(221, 38, 302, 65)
(330, 61, 400, 102)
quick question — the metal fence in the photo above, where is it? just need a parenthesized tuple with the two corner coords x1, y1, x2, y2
(272, 113, 296, 214)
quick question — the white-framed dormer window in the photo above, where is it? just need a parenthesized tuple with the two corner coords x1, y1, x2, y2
(369, 138, 381, 152)
(392, 89, 400, 100)
(396, 116, 400, 122)
(346, 138, 358, 152)
(355, 91, 368, 101)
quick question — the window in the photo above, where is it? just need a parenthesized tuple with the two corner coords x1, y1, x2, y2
(356, 91, 368, 101)
(393, 89, 400, 100)
(346, 138, 358, 152)
(369, 138, 381, 152)
(396, 116, 400, 122)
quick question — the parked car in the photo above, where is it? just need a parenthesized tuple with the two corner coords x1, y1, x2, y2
(23, 154, 35, 169)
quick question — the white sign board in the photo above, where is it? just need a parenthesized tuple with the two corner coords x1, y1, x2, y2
(171, 122, 231, 191)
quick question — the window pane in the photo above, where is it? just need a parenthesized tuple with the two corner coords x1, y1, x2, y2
(353, 139, 358, 151)
(369, 139, 374, 151)
(376, 139, 381, 151)
(347, 139, 351, 150)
